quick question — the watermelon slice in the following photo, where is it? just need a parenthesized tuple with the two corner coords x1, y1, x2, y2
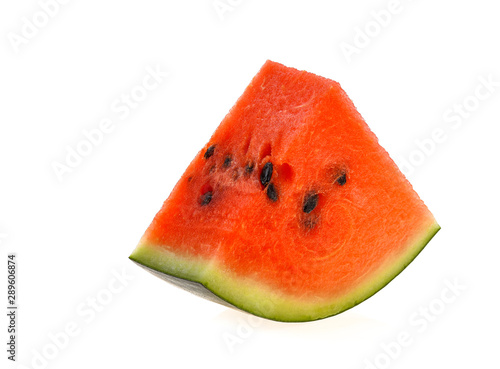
(129, 60, 439, 322)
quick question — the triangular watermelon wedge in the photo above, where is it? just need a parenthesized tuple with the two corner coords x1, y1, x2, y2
(129, 60, 439, 322)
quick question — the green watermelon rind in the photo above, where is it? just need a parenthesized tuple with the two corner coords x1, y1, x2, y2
(129, 221, 440, 322)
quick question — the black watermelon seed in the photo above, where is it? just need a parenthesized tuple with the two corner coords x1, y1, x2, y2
(223, 155, 232, 168)
(187, 176, 193, 182)
(200, 191, 213, 206)
(303, 193, 319, 213)
(245, 162, 255, 175)
(337, 172, 347, 186)
(204, 145, 216, 159)
(260, 162, 273, 187)
(266, 183, 278, 202)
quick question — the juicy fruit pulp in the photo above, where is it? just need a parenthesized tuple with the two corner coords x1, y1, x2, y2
(129, 60, 439, 322)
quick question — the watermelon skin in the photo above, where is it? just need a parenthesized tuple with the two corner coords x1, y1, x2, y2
(129, 60, 440, 322)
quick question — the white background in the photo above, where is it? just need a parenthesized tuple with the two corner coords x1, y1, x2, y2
(1, 1, 499, 368)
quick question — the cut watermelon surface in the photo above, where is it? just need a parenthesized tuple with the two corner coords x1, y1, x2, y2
(129, 60, 439, 322)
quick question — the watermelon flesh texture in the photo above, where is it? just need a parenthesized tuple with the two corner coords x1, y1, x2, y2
(130, 60, 440, 322)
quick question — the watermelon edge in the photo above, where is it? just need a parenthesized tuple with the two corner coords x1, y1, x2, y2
(128, 221, 440, 322)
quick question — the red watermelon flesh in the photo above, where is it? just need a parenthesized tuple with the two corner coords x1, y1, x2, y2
(129, 60, 439, 322)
